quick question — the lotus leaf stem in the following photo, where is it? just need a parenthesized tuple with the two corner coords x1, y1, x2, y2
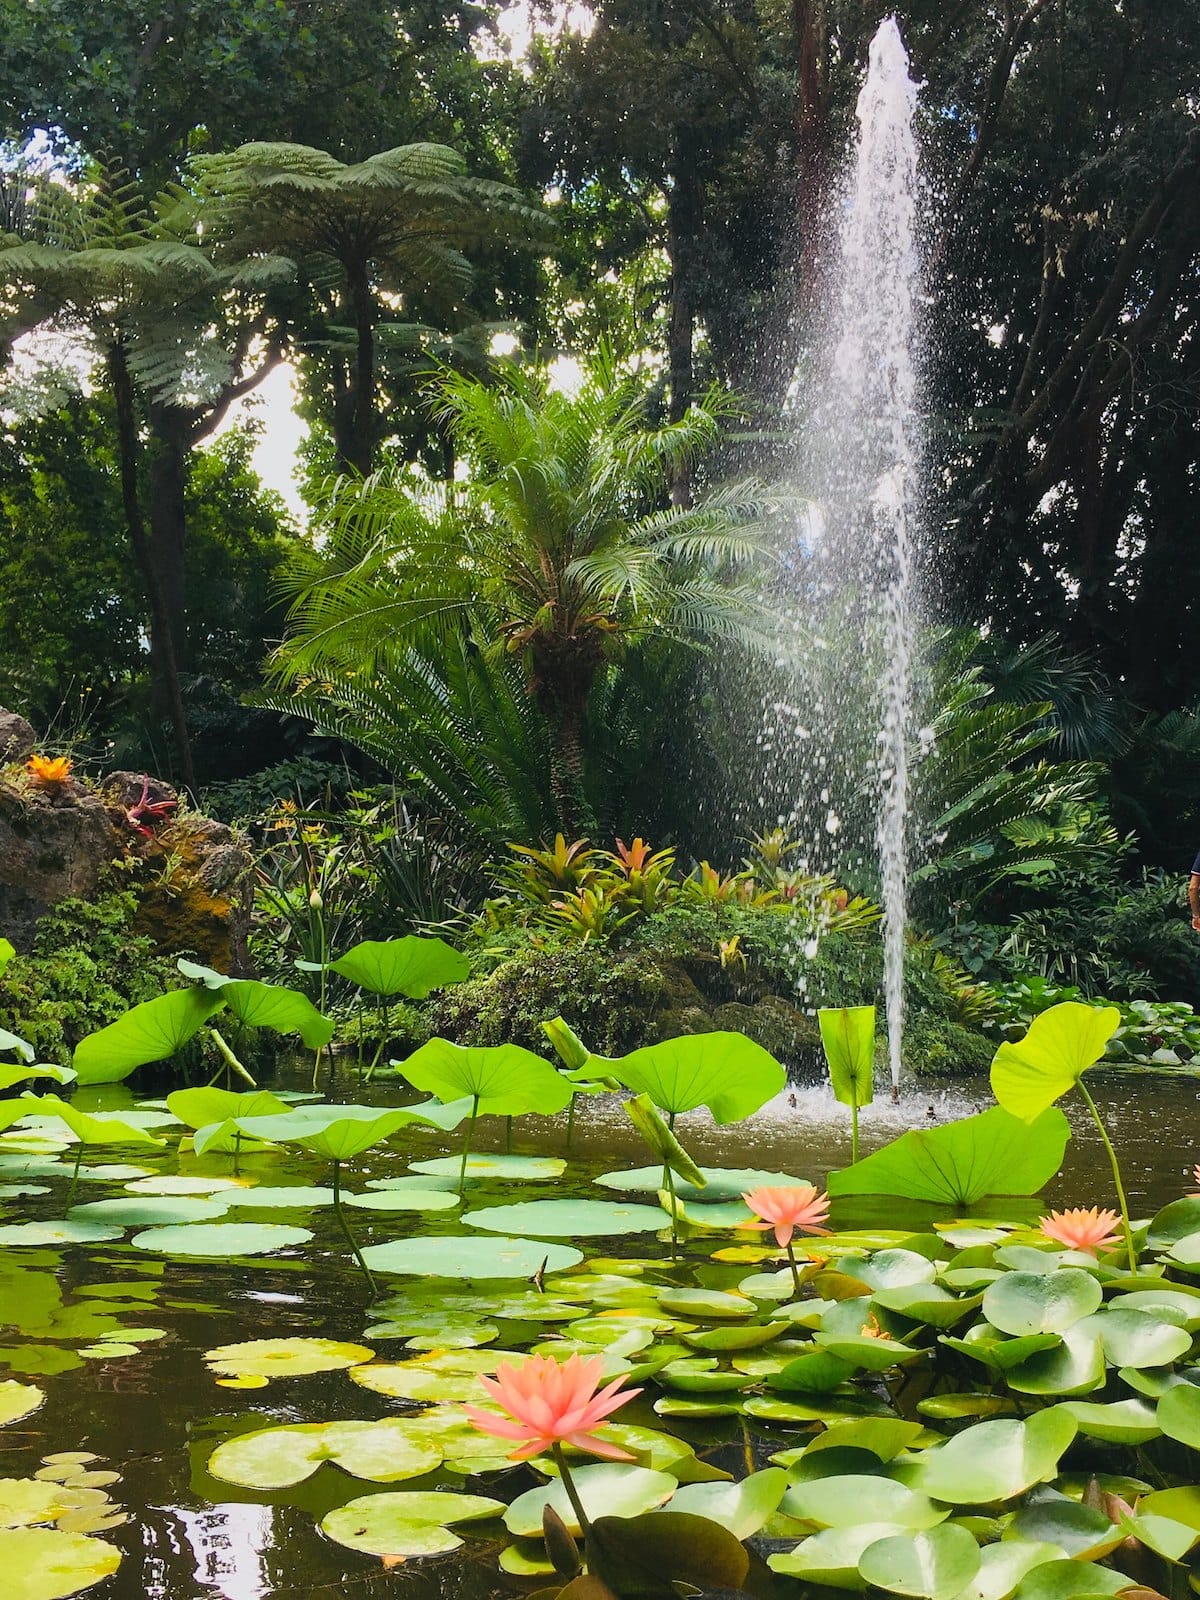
(663, 1161, 678, 1259)
(65, 1142, 84, 1209)
(458, 1096, 480, 1195)
(331, 1159, 378, 1297)
(208, 1028, 256, 1090)
(1076, 1078, 1138, 1279)
(851, 1097, 860, 1166)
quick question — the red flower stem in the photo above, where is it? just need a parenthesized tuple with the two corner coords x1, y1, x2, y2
(552, 1442, 590, 1536)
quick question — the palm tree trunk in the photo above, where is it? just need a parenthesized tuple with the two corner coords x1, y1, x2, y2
(106, 343, 195, 790)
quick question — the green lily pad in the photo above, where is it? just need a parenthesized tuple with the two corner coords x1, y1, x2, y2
(409, 1154, 566, 1181)
(664, 1470, 787, 1537)
(319, 1490, 502, 1558)
(342, 1189, 459, 1212)
(504, 1464, 676, 1537)
(202, 1099, 471, 1161)
(782, 1475, 946, 1530)
(1005, 1326, 1105, 1396)
(914, 1410, 1078, 1504)
(982, 1269, 1102, 1336)
(657, 1288, 755, 1319)
(0, 1479, 84, 1528)
(1157, 1380, 1200, 1446)
(959, 1542, 1064, 1600)
(1008, 1496, 1121, 1560)
(123, 1176, 244, 1196)
(857, 1525, 981, 1600)
(596, 1165, 803, 1200)
(205, 1338, 375, 1381)
(462, 1199, 667, 1237)
(1011, 1559, 1128, 1600)
(1146, 1196, 1200, 1249)
(359, 1235, 582, 1279)
(1077, 1306, 1191, 1367)
(1055, 1398, 1159, 1443)
(0, 1222, 123, 1247)
(659, 1358, 754, 1394)
(768, 1523, 910, 1589)
(208, 1419, 443, 1488)
(130, 1223, 312, 1257)
(0, 1526, 121, 1600)
(220, 1187, 337, 1210)
(66, 1198, 230, 1227)
(0, 1382, 44, 1426)
(1109, 1287, 1200, 1330)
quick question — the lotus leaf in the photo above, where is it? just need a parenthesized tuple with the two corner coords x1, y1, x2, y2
(72, 990, 227, 1085)
(30, 1098, 166, 1151)
(0, 1064, 72, 1091)
(504, 1464, 676, 1537)
(0, 1525, 121, 1600)
(221, 1186, 337, 1209)
(990, 1002, 1121, 1122)
(208, 1418, 443, 1488)
(320, 1490, 502, 1558)
(408, 1154, 566, 1181)
(67, 1196, 231, 1228)
(176, 961, 334, 1047)
(768, 1521, 912, 1588)
(130, 1223, 312, 1256)
(820, 1005, 875, 1123)
(857, 1525, 981, 1600)
(394, 1039, 573, 1116)
(828, 1107, 1069, 1205)
(462, 1199, 667, 1237)
(0, 1479, 87, 1528)
(359, 1234, 582, 1278)
(914, 1410, 1077, 1504)
(0, 1221, 124, 1246)
(603, 1033, 785, 1122)
(205, 1338, 375, 1381)
(342, 1188, 459, 1212)
(197, 1098, 471, 1160)
(124, 1176, 244, 1196)
(982, 1269, 1102, 1336)
(0, 1029, 34, 1063)
(322, 935, 468, 996)
(165, 1087, 292, 1132)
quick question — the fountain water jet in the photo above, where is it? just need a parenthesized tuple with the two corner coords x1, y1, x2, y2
(785, 17, 924, 1101)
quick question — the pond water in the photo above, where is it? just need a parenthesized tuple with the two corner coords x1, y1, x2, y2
(1, 1061, 1196, 1600)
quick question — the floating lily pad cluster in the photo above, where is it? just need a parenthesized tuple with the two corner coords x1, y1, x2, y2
(0, 1448, 125, 1600)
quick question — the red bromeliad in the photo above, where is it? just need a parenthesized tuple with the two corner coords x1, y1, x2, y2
(125, 775, 178, 838)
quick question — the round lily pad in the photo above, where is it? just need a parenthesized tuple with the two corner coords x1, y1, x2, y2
(409, 1154, 567, 1181)
(0, 1186, 49, 1199)
(359, 1235, 582, 1279)
(982, 1270, 1103, 1337)
(0, 1382, 44, 1426)
(205, 1338, 375, 1381)
(220, 1187, 337, 1210)
(67, 1197, 230, 1227)
(0, 1525, 121, 1600)
(123, 1176, 244, 1196)
(462, 1199, 666, 1238)
(130, 1223, 312, 1257)
(342, 1189, 459, 1212)
(596, 1166, 805, 1200)
(0, 1479, 83, 1529)
(0, 1221, 124, 1247)
(208, 1418, 443, 1489)
(504, 1464, 676, 1537)
(320, 1491, 503, 1557)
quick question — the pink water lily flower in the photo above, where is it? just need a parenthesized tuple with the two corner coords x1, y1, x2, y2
(1039, 1206, 1121, 1255)
(742, 1184, 831, 1248)
(464, 1352, 641, 1462)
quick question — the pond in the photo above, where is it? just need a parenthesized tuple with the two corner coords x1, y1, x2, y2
(1, 1060, 1197, 1600)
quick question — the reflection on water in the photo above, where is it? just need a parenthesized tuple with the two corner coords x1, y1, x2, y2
(0, 1060, 1194, 1599)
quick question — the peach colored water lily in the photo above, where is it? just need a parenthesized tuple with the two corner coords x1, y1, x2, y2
(465, 1352, 641, 1462)
(1038, 1206, 1121, 1254)
(741, 1184, 831, 1248)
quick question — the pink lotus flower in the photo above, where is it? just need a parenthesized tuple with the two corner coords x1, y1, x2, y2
(1039, 1206, 1122, 1255)
(742, 1184, 831, 1248)
(464, 1352, 641, 1462)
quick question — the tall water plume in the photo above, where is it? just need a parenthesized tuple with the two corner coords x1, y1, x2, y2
(771, 17, 924, 1097)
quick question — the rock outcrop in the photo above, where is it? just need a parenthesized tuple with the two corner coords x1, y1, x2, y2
(0, 716, 253, 971)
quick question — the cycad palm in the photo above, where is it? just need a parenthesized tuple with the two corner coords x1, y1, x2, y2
(276, 357, 779, 830)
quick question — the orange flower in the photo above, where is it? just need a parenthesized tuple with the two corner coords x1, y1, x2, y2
(465, 1353, 641, 1462)
(742, 1184, 831, 1248)
(25, 753, 72, 786)
(1039, 1206, 1121, 1255)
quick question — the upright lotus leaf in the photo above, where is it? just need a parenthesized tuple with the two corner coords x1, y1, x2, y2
(0, 937, 13, 977)
(623, 1095, 706, 1188)
(166, 1087, 293, 1133)
(34, 1096, 166, 1151)
(542, 1016, 591, 1073)
(0, 1063, 74, 1092)
(73, 989, 227, 1085)
(197, 1099, 471, 1161)
(177, 960, 334, 1048)
(604, 1033, 786, 1123)
(0, 1027, 34, 1064)
(827, 1106, 1070, 1205)
(819, 1007, 875, 1163)
(990, 1002, 1121, 1122)
(394, 1039, 574, 1117)
(324, 936, 468, 997)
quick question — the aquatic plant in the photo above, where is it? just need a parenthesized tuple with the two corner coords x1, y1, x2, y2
(818, 1004, 875, 1161)
(741, 1183, 830, 1292)
(1038, 1206, 1122, 1255)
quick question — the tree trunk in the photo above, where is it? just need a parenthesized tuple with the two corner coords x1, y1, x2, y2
(332, 270, 377, 476)
(106, 345, 195, 789)
(666, 144, 702, 507)
(146, 410, 190, 678)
